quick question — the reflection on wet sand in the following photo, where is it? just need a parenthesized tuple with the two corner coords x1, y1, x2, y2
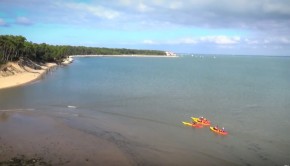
(0, 112, 10, 122)
(0, 111, 133, 166)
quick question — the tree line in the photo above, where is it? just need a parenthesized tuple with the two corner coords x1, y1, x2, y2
(0, 35, 165, 65)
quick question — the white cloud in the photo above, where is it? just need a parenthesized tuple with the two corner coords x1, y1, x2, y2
(65, 2, 120, 20)
(245, 36, 290, 45)
(245, 38, 259, 44)
(16, 16, 32, 25)
(280, 37, 290, 44)
(178, 38, 198, 44)
(200, 36, 241, 44)
(0, 18, 7, 26)
(137, 2, 152, 12)
(143, 39, 156, 44)
(145, 35, 241, 45)
(118, 0, 132, 5)
(263, 2, 290, 15)
(168, 1, 184, 9)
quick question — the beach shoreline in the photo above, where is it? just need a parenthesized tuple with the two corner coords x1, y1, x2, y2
(0, 62, 57, 90)
(71, 54, 178, 58)
(0, 54, 176, 90)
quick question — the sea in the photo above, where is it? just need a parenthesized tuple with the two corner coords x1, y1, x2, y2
(0, 55, 290, 165)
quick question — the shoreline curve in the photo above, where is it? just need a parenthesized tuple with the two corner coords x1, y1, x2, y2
(0, 62, 57, 90)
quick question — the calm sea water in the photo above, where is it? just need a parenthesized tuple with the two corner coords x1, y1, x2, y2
(1, 55, 290, 165)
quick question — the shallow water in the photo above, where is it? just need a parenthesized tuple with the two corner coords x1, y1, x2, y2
(1, 55, 290, 165)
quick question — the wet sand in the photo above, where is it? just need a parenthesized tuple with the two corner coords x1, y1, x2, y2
(0, 110, 133, 165)
(0, 109, 239, 166)
(0, 110, 142, 166)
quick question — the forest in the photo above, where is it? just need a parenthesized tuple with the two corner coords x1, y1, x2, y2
(0, 35, 165, 65)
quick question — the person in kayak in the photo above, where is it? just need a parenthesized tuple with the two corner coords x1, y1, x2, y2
(199, 116, 209, 123)
(221, 127, 225, 132)
(199, 116, 206, 123)
(213, 125, 218, 130)
(199, 116, 204, 121)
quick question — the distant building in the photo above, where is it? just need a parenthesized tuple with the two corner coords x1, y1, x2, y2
(165, 51, 176, 56)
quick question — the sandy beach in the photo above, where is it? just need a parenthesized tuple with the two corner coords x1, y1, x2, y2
(0, 62, 57, 90)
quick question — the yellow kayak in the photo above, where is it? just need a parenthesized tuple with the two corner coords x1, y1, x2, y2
(210, 126, 228, 135)
(182, 121, 203, 128)
(191, 117, 211, 126)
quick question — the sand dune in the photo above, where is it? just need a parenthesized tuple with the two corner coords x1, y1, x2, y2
(0, 62, 57, 90)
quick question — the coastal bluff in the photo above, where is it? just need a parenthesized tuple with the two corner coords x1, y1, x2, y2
(0, 59, 57, 89)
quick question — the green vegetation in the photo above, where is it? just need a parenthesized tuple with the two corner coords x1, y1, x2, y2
(0, 35, 165, 65)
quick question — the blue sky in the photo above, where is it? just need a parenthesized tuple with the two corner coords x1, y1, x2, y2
(1, 0, 290, 55)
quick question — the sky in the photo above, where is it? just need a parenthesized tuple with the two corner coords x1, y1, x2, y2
(1, 0, 290, 55)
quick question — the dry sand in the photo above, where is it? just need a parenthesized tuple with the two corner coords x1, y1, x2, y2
(0, 62, 57, 90)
